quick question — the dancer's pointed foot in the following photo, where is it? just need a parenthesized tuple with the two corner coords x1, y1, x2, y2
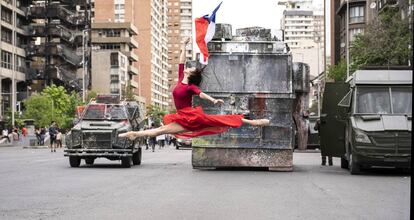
(119, 131, 137, 140)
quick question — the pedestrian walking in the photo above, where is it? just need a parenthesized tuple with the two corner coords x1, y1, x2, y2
(156, 134, 166, 149)
(120, 37, 269, 141)
(35, 128, 42, 145)
(40, 127, 46, 145)
(22, 127, 27, 137)
(149, 123, 157, 152)
(56, 129, 63, 148)
(1, 128, 10, 143)
(49, 121, 58, 152)
(314, 119, 332, 166)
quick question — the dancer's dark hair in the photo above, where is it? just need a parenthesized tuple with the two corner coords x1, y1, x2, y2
(188, 68, 203, 86)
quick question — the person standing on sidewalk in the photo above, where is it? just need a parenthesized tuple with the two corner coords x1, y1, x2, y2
(1, 128, 10, 143)
(48, 121, 58, 152)
(56, 128, 63, 148)
(314, 119, 332, 166)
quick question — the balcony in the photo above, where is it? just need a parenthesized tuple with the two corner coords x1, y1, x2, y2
(25, 4, 85, 26)
(128, 65, 139, 75)
(24, 24, 83, 45)
(110, 88, 120, 94)
(123, 51, 139, 62)
(110, 74, 119, 82)
(130, 80, 139, 89)
(26, 43, 82, 66)
(91, 37, 138, 48)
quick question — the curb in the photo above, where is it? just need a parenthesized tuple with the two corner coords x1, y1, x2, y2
(23, 146, 49, 149)
(294, 149, 321, 153)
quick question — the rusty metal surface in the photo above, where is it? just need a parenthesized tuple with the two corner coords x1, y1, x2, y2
(292, 62, 310, 93)
(192, 147, 293, 169)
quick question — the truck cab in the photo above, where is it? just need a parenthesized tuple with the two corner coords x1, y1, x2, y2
(320, 69, 412, 174)
(64, 94, 146, 168)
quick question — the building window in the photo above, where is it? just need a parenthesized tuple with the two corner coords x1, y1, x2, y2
(115, 13, 125, 22)
(105, 29, 121, 37)
(349, 6, 365, 23)
(1, 50, 13, 70)
(349, 28, 364, 41)
(1, 28, 12, 44)
(110, 53, 119, 67)
(115, 4, 125, 10)
(15, 55, 26, 73)
(16, 34, 26, 48)
(1, 7, 12, 24)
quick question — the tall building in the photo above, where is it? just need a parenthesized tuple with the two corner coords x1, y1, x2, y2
(94, 0, 169, 110)
(167, 0, 193, 110)
(135, 0, 169, 110)
(25, 0, 91, 93)
(280, 0, 324, 76)
(330, 0, 377, 65)
(0, 0, 30, 118)
(90, 22, 140, 100)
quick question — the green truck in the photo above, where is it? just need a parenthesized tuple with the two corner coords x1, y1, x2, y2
(319, 69, 411, 174)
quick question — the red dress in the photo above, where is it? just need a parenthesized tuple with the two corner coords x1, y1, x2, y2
(163, 64, 244, 138)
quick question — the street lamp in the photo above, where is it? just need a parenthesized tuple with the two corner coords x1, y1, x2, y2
(82, 29, 88, 103)
(314, 80, 321, 118)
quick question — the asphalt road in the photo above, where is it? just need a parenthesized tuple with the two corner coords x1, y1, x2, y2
(0, 145, 410, 220)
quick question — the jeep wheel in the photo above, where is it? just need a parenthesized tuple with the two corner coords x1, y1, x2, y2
(340, 157, 348, 169)
(69, 156, 81, 167)
(85, 158, 95, 165)
(132, 148, 142, 165)
(121, 157, 132, 168)
(349, 153, 361, 175)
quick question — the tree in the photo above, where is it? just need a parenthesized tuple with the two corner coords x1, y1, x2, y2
(86, 90, 98, 103)
(327, 59, 347, 82)
(122, 85, 135, 101)
(146, 105, 167, 126)
(23, 85, 82, 129)
(350, 8, 412, 68)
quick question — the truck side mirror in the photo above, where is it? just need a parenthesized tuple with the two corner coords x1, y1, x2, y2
(338, 90, 352, 108)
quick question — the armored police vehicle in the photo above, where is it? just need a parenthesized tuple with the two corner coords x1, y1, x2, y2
(319, 69, 411, 174)
(64, 95, 146, 168)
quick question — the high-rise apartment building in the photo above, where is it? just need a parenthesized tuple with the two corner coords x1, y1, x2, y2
(0, 0, 30, 118)
(94, 0, 169, 110)
(90, 22, 139, 99)
(167, 0, 193, 110)
(330, 0, 377, 65)
(280, 0, 324, 76)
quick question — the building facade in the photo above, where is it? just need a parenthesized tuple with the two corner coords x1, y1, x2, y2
(280, 3, 324, 77)
(330, 0, 377, 65)
(91, 22, 139, 100)
(167, 0, 193, 110)
(94, 0, 169, 110)
(1, 0, 31, 120)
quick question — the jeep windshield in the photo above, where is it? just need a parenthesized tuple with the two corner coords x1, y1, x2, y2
(83, 104, 128, 120)
(356, 86, 412, 114)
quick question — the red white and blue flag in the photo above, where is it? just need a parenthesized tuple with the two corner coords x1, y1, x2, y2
(195, 2, 223, 65)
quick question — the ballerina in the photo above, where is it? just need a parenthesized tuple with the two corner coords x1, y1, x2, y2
(119, 37, 269, 140)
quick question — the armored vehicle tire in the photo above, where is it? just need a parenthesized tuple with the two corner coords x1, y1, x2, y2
(85, 158, 95, 165)
(340, 157, 348, 169)
(349, 153, 361, 175)
(121, 157, 132, 168)
(69, 156, 81, 167)
(176, 146, 179, 150)
(132, 148, 142, 165)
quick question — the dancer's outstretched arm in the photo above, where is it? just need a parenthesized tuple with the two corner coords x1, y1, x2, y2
(179, 37, 190, 64)
(199, 92, 224, 105)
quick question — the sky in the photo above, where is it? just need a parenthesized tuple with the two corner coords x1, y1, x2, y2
(191, 0, 330, 56)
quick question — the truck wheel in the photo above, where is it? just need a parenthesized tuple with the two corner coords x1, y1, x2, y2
(132, 148, 142, 165)
(121, 157, 132, 168)
(349, 153, 361, 175)
(85, 158, 95, 165)
(340, 157, 348, 169)
(69, 156, 81, 167)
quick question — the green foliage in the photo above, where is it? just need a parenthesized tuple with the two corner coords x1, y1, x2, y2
(86, 90, 98, 103)
(122, 85, 135, 101)
(23, 85, 82, 129)
(327, 59, 347, 82)
(146, 105, 167, 126)
(2, 108, 25, 129)
(350, 8, 412, 68)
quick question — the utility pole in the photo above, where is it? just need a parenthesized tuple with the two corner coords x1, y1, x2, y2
(346, 0, 350, 78)
(82, 29, 87, 103)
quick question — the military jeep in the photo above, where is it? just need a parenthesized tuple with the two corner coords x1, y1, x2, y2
(64, 95, 146, 168)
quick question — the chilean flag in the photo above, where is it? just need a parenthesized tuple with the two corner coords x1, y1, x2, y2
(195, 2, 223, 65)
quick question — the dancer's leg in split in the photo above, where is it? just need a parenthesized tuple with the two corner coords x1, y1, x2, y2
(120, 123, 188, 140)
(242, 118, 270, 126)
